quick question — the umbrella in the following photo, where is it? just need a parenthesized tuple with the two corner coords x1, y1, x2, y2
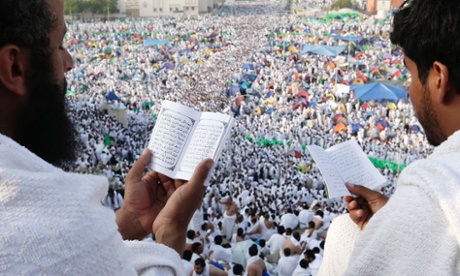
(377, 119, 390, 127)
(376, 119, 390, 131)
(242, 64, 255, 71)
(410, 125, 421, 133)
(352, 78, 365, 84)
(351, 123, 362, 134)
(235, 96, 244, 106)
(351, 83, 407, 101)
(252, 106, 262, 115)
(66, 90, 76, 96)
(227, 84, 239, 96)
(333, 122, 347, 133)
(298, 91, 309, 99)
(356, 73, 368, 83)
(364, 111, 374, 120)
(104, 47, 112, 55)
(333, 113, 345, 121)
(289, 45, 298, 53)
(301, 44, 346, 56)
(387, 102, 397, 110)
(163, 62, 174, 70)
(143, 38, 169, 46)
(336, 117, 348, 125)
(326, 93, 336, 101)
(106, 92, 119, 101)
(293, 98, 308, 110)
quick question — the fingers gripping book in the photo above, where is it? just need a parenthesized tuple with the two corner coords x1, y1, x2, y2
(307, 139, 387, 199)
(148, 100, 235, 182)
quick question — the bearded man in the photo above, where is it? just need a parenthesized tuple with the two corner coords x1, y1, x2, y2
(0, 0, 213, 274)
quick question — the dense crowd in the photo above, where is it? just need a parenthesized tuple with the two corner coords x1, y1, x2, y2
(63, 1, 432, 274)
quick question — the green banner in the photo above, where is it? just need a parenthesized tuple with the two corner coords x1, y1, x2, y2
(247, 136, 407, 172)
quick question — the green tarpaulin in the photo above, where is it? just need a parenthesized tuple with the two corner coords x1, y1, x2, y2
(245, 136, 407, 173)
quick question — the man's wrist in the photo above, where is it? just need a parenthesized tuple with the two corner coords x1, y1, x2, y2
(116, 207, 147, 240)
(155, 225, 186, 254)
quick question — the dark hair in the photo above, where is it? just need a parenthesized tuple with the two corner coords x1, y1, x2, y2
(299, 259, 309, 269)
(191, 242, 201, 253)
(283, 247, 291, 257)
(214, 235, 223, 245)
(0, 0, 54, 59)
(320, 240, 325, 249)
(315, 210, 324, 218)
(237, 228, 244, 236)
(259, 239, 266, 247)
(304, 249, 315, 260)
(391, 0, 460, 92)
(182, 250, 193, 261)
(249, 244, 258, 256)
(293, 232, 301, 241)
(187, 230, 196, 240)
(194, 258, 206, 267)
(233, 264, 244, 275)
(277, 226, 285, 235)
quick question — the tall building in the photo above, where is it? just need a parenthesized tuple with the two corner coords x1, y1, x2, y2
(366, 0, 404, 15)
(119, 0, 216, 17)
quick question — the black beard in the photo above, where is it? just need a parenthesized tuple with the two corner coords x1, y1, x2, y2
(14, 59, 79, 169)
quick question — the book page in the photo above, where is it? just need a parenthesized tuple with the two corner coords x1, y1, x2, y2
(147, 101, 201, 177)
(326, 139, 387, 195)
(307, 145, 347, 199)
(176, 112, 234, 180)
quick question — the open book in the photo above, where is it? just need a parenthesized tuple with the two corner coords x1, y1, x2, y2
(147, 100, 235, 182)
(307, 139, 387, 199)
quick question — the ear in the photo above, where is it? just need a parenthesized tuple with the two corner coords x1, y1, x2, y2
(431, 61, 453, 105)
(0, 45, 29, 96)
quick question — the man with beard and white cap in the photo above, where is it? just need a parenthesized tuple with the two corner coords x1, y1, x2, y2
(319, 1, 460, 275)
(0, 0, 213, 274)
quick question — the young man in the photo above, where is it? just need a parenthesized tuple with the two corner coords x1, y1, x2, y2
(246, 244, 267, 276)
(0, 0, 213, 274)
(277, 248, 298, 276)
(319, 0, 460, 274)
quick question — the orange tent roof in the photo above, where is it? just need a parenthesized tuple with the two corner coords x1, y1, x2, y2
(333, 122, 347, 133)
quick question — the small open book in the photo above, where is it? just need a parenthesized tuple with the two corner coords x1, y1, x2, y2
(307, 139, 387, 199)
(147, 100, 235, 182)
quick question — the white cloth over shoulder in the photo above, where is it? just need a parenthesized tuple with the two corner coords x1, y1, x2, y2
(0, 134, 184, 275)
(319, 130, 460, 275)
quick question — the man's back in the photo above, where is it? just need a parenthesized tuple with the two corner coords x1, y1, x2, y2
(246, 260, 264, 276)
(0, 134, 171, 274)
(267, 233, 286, 255)
(277, 255, 298, 276)
(209, 244, 232, 264)
(280, 213, 299, 229)
(320, 132, 460, 275)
